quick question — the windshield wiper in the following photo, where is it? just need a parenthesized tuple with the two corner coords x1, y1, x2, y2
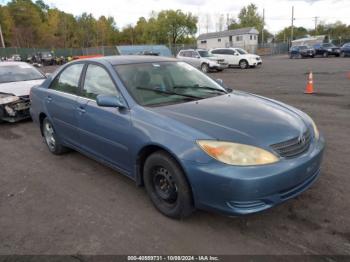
(136, 87, 204, 100)
(173, 85, 227, 94)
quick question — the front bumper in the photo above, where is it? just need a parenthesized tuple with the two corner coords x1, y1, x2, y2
(0, 100, 31, 123)
(182, 136, 325, 216)
(209, 63, 228, 70)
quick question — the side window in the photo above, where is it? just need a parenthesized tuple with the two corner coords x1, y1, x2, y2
(211, 50, 219, 54)
(82, 64, 119, 100)
(191, 51, 199, 58)
(50, 64, 84, 94)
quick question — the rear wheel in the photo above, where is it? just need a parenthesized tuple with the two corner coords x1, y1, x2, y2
(42, 118, 68, 155)
(143, 151, 194, 219)
(239, 60, 249, 69)
(323, 52, 329, 58)
(0, 107, 5, 123)
(340, 52, 346, 58)
(201, 63, 209, 73)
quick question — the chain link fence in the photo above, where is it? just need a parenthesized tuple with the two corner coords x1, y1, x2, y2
(0, 46, 118, 59)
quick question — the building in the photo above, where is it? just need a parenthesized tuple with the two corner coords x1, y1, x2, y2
(197, 27, 259, 53)
(291, 35, 326, 47)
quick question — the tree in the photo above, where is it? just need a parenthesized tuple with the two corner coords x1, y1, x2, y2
(156, 10, 197, 44)
(275, 27, 309, 42)
(227, 4, 269, 43)
(0, 5, 15, 46)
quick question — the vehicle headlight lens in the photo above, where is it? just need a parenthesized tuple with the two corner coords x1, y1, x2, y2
(309, 118, 320, 140)
(0, 95, 19, 104)
(197, 140, 279, 166)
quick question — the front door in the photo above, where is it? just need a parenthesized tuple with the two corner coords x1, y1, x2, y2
(76, 63, 133, 173)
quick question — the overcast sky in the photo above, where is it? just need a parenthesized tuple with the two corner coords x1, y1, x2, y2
(2, 0, 350, 34)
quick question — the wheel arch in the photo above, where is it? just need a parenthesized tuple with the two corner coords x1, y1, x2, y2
(239, 59, 249, 67)
(39, 112, 47, 136)
(135, 144, 192, 192)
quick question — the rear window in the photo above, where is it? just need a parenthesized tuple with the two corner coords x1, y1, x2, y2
(0, 64, 45, 84)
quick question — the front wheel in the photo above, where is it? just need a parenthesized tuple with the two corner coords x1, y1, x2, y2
(42, 118, 69, 155)
(201, 63, 209, 73)
(340, 52, 346, 58)
(323, 52, 329, 58)
(239, 60, 249, 69)
(143, 151, 194, 219)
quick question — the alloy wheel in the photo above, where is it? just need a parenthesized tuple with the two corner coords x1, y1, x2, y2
(44, 121, 56, 151)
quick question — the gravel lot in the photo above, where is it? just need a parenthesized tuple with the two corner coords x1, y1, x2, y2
(0, 56, 349, 255)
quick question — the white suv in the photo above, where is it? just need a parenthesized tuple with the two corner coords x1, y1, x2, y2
(176, 49, 228, 73)
(209, 48, 262, 69)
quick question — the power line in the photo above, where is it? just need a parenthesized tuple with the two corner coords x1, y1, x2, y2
(313, 16, 319, 35)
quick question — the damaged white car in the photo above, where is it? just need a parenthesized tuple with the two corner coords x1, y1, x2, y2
(0, 62, 46, 123)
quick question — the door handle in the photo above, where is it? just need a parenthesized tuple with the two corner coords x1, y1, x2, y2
(46, 96, 53, 103)
(77, 106, 86, 114)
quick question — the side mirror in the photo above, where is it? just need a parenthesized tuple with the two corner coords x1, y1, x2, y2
(216, 79, 224, 85)
(96, 95, 126, 108)
(195, 55, 201, 59)
(216, 79, 233, 93)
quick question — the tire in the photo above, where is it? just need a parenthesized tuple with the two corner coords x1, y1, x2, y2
(201, 63, 209, 73)
(0, 107, 5, 123)
(298, 54, 302, 59)
(143, 151, 194, 219)
(42, 118, 68, 155)
(340, 52, 346, 58)
(323, 52, 328, 58)
(217, 69, 223, 72)
(239, 59, 249, 69)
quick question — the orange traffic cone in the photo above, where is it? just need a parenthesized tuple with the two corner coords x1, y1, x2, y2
(305, 71, 315, 94)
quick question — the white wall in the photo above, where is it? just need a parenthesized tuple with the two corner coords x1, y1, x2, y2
(197, 34, 258, 53)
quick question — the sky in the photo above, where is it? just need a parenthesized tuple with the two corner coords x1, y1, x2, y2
(2, 0, 350, 34)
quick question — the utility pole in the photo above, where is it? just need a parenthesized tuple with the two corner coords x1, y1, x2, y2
(0, 24, 5, 48)
(261, 8, 265, 44)
(313, 16, 319, 35)
(291, 6, 295, 47)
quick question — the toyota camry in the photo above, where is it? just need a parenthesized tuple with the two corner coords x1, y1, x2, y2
(30, 56, 325, 219)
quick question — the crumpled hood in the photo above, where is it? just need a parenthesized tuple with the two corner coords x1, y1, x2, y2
(152, 92, 308, 147)
(0, 79, 45, 97)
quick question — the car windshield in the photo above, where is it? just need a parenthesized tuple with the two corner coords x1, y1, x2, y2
(198, 50, 214, 57)
(235, 48, 248, 55)
(0, 64, 45, 84)
(115, 62, 227, 107)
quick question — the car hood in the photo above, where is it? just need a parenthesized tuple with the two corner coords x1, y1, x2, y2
(151, 92, 308, 147)
(241, 54, 260, 59)
(0, 79, 45, 97)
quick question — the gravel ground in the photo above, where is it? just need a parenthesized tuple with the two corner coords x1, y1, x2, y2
(0, 56, 349, 255)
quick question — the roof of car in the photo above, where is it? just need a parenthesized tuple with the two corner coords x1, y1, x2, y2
(88, 55, 177, 65)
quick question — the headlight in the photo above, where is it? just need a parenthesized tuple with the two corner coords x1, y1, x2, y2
(309, 118, 320, 140)
(328, 49, 332, 52)
(197, 140, 279, 166)
(0, 95, 19, 105)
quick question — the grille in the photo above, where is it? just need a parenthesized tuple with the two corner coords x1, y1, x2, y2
(271, 130, 312, 158)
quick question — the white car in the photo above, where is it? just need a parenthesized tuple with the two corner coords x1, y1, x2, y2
(209, 48, 262, 69)
(0, 62, 46, 122)
(176, 49, 228, 73)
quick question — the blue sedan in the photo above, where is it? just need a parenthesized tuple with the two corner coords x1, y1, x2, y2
(30, 56, 325, 218)
(341, 43, 350, 57)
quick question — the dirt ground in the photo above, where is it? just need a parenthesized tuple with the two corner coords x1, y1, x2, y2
(0, 56, 349, 256)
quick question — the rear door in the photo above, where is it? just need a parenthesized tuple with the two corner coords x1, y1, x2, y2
(44, 63, 84, 145)
(76, 63, 133, 173)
